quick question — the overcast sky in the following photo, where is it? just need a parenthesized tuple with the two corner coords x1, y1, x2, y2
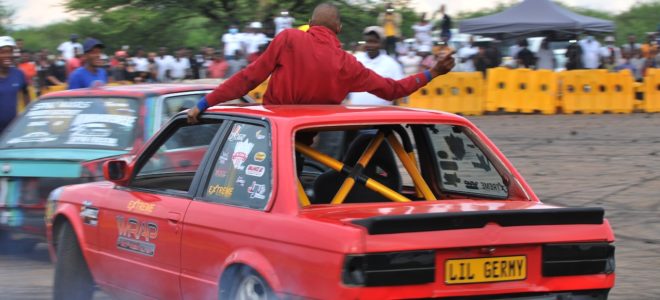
(6, 0, 642, 28)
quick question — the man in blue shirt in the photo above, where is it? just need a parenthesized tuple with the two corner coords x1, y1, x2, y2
(67, 38, 107, 89)
(0, 36, 29, 134)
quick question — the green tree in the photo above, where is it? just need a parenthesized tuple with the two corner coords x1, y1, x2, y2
(0, 0, 14, 35)
(615, 1, 660, 43)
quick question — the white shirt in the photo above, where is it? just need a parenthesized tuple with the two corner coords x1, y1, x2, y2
(457, 45, 479, 72)
(223, 33, 244, 57)
(274, 16, 295, 35)
(536, 48, 555, 70)
(155, 55, 175, 82)
(243, 33, 268, 55)
(170, 57, 190, 79)
(579, 39, 602, 69)
(398, 54, 422, 75)
(132, 57, 149, 72)
(349, 51, 404, 106)
(57, 41, 83, 60)
(412, 23, 433, 48)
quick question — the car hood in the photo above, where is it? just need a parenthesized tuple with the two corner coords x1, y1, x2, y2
(0, 148, 125, 178)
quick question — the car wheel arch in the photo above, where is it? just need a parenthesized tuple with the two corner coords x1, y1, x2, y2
(51, 206, 88, 255)
(219, 248, 281, 296)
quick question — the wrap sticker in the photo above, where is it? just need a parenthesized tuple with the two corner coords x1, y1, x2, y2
(116, 215, 159, 256)
(245, 165, 265, 177)
(232, 139, 254, 170)
(253, 152, 266, 162)
(247, 181, 267, 199)
(255, 130, 266, 140)
(228, 124, 246, 142)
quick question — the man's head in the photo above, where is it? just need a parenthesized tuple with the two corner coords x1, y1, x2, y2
(135, 48, 145, 57)
(147, 52, 157, 62)
(0, 36, 15, 68)
(385, 3, 394, 13)
(310, 3, 342, 34)
(70, 34, 79, 43)
(16, 38, 23, 49)
(362, 26, 384, 59)
(82, 38, 105, 68)
(176, 48, 186, 58)
(20, 50, 31, 63)
(604, 35, 615, 46)
(648, 33, 657, 43)
(158, 47, 168, 56)
(229, 24, 239, 34)
(628, 34, 637, 43)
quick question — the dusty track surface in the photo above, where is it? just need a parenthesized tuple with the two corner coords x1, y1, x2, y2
(1, 113, 658, 299)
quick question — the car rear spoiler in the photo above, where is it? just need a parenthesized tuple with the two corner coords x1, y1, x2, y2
(352, 207, 604, 235)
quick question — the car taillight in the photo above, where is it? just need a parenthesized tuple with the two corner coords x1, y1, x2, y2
(342, 250, 435, 286)
(542, 243, 615, 277)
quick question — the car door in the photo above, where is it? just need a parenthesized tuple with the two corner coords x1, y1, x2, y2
(95, 116, 226, 299)
(180, 120, 274, 299)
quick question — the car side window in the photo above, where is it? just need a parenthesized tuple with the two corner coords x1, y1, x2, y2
(130, 120, 223, 193)
(161, 94, 207, 126)
(203, 123, 272, 209)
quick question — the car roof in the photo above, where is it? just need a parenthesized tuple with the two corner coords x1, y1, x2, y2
(40, 84, 217, 100)
(203, 105, 472, 128)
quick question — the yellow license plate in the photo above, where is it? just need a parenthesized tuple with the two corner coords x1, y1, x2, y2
(445, 255, 526, 284)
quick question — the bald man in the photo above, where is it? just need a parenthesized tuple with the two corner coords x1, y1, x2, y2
(188, 3, 455, 123)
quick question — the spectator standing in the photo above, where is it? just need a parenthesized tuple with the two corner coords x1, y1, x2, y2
(377, 3, 402, 56)
(207, 51, 229, 79)
(222, 24, 244, 60)
(621, 34, 641, 55)
(18, 51, 36, 85)
(155, 47, 175, 82)
(0, 36, 30, 133)
(565, 40, 584, 70)
(57, 34, 83, 61)
(243, 22, 268, 56)
(615, 50, 636, 74)
(131, 48, 149, 75)
(348, 26, 404, 106)
(412, 14, 433, 52)
(147, 52, 159, 82)
(67, 38, 108, 89)
(435, 5, 452, 43)
(457, 37, 478, 72)
(13, 38, 24, 59)
(579, 36, 601, 69)
(36, 54, 65, 94)
(399, 48, 423, 76)
(536, 39, 556, 70)
(66, 48, 82, 76)
(641, 33, 658, 59)
(274, 11, 295, 36)
(629, 49, 646, 81)
(170, 48, 191, 81)
(516, 39, 536, 69)
(226, 50, 247, 78)
(600, 36, 621, 71)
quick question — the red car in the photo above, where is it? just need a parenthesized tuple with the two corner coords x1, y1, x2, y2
(46, 105, 615, 300)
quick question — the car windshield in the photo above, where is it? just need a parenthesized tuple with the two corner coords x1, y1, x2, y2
(0, 97, 139, 150)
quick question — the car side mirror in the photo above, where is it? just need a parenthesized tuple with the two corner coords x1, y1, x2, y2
(103, 160, 130, 185)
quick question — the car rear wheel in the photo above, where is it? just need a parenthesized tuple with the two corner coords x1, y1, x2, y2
(226, 267, 275, 300)
(53, 222, 94, 300)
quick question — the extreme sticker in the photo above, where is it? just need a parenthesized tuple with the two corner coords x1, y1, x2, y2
(245, 165, 265, 177)
(253, 152, 266, 162)
(208, 184, 234, 198)
(127, 199, 155, 214)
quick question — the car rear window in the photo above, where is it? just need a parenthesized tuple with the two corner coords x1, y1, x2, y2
(425, 125, 508, 198)
(0, 97, 139, 150)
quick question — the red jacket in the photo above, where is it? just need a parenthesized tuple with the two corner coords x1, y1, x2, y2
(205, 26, 430, 106)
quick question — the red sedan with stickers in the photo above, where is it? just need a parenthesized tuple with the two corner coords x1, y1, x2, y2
(46, 105, 615, 300)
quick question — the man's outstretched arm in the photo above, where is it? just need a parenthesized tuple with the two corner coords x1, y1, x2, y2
(349, 50, 455, 100)
(188, 32, 288, 123)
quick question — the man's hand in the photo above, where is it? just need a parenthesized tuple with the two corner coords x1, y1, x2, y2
(187, 106, 201, 124)
(430, 49, 456, 78)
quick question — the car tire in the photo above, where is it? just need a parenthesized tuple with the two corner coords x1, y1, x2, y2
(224, 266, 275, 300)
(52, 222, 94, 300)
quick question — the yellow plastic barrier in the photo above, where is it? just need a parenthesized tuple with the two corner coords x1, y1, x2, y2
(422, 72, 484, 115)
(528, 70, 558, 114)
(606, 71, 634, 113)
(643, 69, 660, 112)
(485, 67, 513, 112)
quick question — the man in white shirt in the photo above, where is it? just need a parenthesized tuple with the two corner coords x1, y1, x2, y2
(131, 48, 149, 73)
(579, 36, 602, 69)
(398, 48, 422, 75)
(57, 34, 83, 61)
(155, 47, 175, 82)
(457, 37, 479, 72)
(348, 26, 404, 106)
(222, 24, 244, 59)
(243, 22, 269, 55)
(274, 11, 295, 35)
(170, 48, 191, 81)
(412, 15, 433, 51)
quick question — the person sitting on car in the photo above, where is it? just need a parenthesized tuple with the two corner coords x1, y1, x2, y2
(187, 2, 455, 124)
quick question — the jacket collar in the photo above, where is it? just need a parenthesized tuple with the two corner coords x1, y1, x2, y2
(308, 26, 341, 48)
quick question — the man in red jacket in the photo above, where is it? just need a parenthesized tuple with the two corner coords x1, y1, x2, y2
(188, 3, 455, 123)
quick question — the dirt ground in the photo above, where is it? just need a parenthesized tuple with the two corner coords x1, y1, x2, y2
(1, 113, 658, 299)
